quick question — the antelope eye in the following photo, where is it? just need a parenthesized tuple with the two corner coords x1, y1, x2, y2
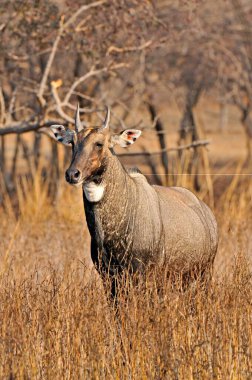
(95, 142, 103, 149)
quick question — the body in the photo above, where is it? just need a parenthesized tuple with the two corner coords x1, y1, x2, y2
(83, 150, 218, 280)
(51, 105, 218, 291)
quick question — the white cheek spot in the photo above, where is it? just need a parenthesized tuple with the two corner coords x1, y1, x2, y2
(84, 182, 105, 202)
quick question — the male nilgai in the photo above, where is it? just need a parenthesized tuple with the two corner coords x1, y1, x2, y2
(51, 106, 218, 290)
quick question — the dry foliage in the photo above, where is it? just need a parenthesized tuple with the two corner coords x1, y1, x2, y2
(0, 172, 251, 379)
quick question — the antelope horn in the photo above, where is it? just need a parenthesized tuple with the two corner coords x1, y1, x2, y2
(75, 103, 83, 132)
(101, 106, 110, 129)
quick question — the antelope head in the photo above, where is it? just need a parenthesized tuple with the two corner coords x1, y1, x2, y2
(51, 105, 141, 186)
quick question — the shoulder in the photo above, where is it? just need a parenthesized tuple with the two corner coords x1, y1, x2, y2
(127, 167, 146, 179)
(127, 167, 150, 187)
(127, 167, 142, 176)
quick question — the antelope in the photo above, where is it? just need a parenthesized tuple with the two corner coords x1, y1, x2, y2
(51, 105, 218, 294)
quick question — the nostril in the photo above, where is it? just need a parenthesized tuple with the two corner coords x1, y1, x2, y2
(65, 171, 70, 182)
(65, 168, 81, 183)
(74, 169, 80, 179)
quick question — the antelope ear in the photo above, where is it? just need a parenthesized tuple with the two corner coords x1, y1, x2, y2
(111, 129, 142, 148)
(50, 125, 76, 145)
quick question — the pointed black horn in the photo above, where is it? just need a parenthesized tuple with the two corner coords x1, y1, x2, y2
(75, 103, 83, 132)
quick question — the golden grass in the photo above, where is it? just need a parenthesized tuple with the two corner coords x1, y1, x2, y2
(0, 172, 251, 379)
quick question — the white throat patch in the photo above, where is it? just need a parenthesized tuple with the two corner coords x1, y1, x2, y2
(84, 181, 105, 203)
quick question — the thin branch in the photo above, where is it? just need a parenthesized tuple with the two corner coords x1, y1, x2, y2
(106, 40, 153, 56)
(147, 102, 169, 184)
(37, 27, 63, 107)
(0, 86, 6, 126)
(50, 63, 128, 125)
(63, 0, 107, 30)
(37, 0, 108, 107)
(6, 88, 17, 124)
(63, 63, 129, 104)
(117, 140, 210, 157)
(51, 85, 78, 125)
(0, 120, 63, 136)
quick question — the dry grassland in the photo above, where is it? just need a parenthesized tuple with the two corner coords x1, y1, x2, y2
(0, 166, 251, 379)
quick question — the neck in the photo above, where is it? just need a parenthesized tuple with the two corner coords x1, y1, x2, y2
(83, 151, 136, 236)
(83, 148, 137, 246)
(84, 151, 129, 202)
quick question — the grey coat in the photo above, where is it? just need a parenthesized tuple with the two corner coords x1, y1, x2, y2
(84, 151, 218, 279)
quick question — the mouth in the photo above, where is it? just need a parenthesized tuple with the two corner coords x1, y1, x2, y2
(66, 177, 85, 187)
(66, 170, 103, 187)
(71, 181, 84, 188)
(84, 174, 103, 185)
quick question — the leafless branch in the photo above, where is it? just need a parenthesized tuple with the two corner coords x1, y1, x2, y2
(106, 40, 153, 56)
(0, 86, 6, 126)
(148, 102, 169, 184)
(63, 0, 107, 30)
(0, 120, 63, 136)
(63, 63, 129, 104)
(37, 31, 63, 107)
(51, 85, 78, 125)
(117, 140, 210, 157)
(37, 0, 108, 107)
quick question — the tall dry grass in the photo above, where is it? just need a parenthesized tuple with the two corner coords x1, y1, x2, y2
(0, 170, 251, 379)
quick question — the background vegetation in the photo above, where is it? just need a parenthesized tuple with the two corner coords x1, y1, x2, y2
(0, 1, 251, 378)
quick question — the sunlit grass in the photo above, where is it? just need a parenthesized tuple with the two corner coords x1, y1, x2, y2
(0, 170, 251, 379)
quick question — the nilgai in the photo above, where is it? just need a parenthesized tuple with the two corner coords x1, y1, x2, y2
(51, 105, 218, 293)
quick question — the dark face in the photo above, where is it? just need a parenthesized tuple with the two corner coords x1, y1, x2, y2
(65, 128, 109, 186)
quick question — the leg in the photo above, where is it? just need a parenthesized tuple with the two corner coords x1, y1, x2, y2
(90, 238, 99, 269)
